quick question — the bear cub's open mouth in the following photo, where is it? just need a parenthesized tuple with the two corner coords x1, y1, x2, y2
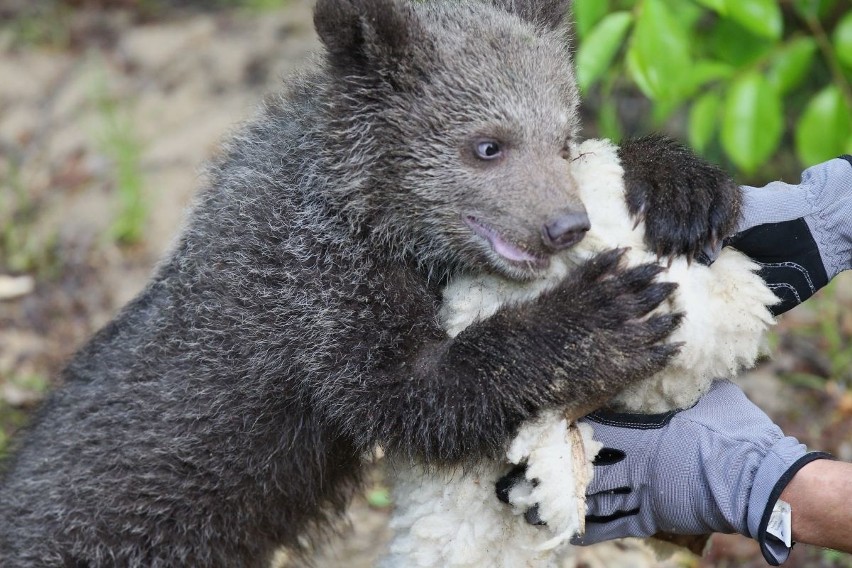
(464, 215, 550, 269)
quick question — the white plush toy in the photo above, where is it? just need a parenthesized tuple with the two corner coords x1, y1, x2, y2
(379, 138, 778, 567)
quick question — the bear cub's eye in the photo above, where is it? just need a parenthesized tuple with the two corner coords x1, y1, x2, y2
(474, 140, 503, 160)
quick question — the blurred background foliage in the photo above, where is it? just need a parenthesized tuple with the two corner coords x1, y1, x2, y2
(575, 0, 852, 180)
(4, 0, 851, 180)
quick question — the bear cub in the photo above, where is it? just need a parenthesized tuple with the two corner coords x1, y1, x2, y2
(0, 0, 740, 566)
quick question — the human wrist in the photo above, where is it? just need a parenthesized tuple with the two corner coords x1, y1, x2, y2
(779, 458, 852, 555)
(780, 459, 827, 544)
(747, 441, 833, 566)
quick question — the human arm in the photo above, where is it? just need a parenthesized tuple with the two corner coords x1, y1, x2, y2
(550, 158, 849, 558)
(575, 418, 852, 558)
(780, 458, 852, 554)
(571, 380, 832, 565)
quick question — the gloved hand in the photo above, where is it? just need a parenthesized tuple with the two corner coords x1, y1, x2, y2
(572, 380, 831, 565)
(726, 156, 852, 315)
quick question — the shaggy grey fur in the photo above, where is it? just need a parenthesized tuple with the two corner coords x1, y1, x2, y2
(0, 1, 739, 566)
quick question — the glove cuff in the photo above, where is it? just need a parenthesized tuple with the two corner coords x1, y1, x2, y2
(748, 447, 833, 565)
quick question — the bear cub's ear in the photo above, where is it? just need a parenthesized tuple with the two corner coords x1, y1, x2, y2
(488, 0, 572, 32)
(314, 0, 426, 75)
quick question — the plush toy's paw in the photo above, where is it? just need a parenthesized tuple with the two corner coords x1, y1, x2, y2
(618, 135, 742, 262)
(495, 465, 548, 526)
(495, 464, 530, 507)
(499, 415, 602, 550)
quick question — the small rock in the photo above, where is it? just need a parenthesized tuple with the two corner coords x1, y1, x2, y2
(1, 383, 43, 407)
(0, 274, 34, 300)
(838, 392, 852, 416)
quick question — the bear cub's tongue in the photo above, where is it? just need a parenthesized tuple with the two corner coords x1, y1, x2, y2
(465, 216, 544, 265)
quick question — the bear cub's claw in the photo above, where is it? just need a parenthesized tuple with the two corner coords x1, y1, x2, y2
(541, 249, 683, 407)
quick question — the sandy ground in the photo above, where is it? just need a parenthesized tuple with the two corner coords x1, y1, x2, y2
(1, 3, 851, 567)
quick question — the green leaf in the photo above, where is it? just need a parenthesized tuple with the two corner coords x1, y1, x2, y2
(794, 0, 838, 21)
(652, 98, 679, 125)
(834, 11, 852, 68)
(598, 98, 622, 142)
(795, 86, 852, 166)
(706, 18, 774, 67)
(767, 37, 817, 94)
(626, 0, 692, 102)
(721, 73, 783, 173)
(693, 0, 727, 15)
(689, 92, 721, 152)
(724, 0, 783, 40)
(574, 0, 611, 40)
(666, 0, 704, 28)
(686, 59, 735, 94)
(576, 11, 633, 92)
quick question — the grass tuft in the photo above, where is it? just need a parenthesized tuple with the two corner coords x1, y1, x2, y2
(0, 158, 61, 277)
(90, 66, 147, 246)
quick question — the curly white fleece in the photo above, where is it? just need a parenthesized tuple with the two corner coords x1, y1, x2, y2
(379, 139, 777, 567)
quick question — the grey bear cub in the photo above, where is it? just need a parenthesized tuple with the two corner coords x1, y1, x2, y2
(0, 0, 740, 566)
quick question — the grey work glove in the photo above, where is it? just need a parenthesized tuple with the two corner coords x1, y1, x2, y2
(573, 380, 831, 565)
(726, 156, 852, 315)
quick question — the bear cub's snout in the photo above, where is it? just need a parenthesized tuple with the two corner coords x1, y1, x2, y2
(542, 209, 591, 251)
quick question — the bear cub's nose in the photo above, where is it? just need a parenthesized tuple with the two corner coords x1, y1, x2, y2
(542, 211, 591, 250)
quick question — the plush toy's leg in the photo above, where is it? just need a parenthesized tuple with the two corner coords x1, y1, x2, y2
(379, 416, 602, 567)
(382, 462, 560, 567)
(506, 414, 602, 550)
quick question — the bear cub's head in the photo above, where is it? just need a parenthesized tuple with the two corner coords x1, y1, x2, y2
(315, 0, 586, 281)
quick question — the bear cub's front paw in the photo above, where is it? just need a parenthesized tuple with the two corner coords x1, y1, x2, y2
(551, 249, 683, 386)
(618, 135, 743, 262)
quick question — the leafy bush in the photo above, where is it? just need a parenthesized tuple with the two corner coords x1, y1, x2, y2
(575, 0, 852, 176)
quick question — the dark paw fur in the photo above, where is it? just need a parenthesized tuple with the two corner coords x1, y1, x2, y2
(544, 249, 683, 407)
(576, 251, 683, 374)
(618, 135, 742, 262)
(565, 249, 678, 326)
